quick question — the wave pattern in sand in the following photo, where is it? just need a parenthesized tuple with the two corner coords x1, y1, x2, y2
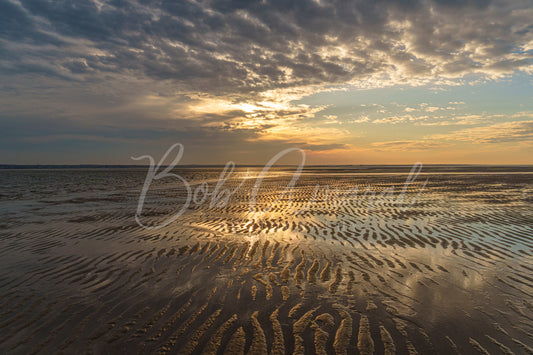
(0, 168, 532, 354)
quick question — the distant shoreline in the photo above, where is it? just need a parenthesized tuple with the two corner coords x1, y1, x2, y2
(1, 164, 533, 173)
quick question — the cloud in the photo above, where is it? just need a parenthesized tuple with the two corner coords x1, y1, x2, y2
(371, 140, 452, 151)
(372, 114, 428, 124)
(431, 120, 533, 143)
(436, 120, 533, 143)
(416, 114, 491, 126)
(375, 111, 533, 127)
(1, 0, 532, 94)
(350, 116, 371, 123)
(264, 141, 350, 152)
(1, 0, 533, 162)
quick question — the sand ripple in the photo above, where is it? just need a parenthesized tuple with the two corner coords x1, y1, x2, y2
(0, 168, 532, 353)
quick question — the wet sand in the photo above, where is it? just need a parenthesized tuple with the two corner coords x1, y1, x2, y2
(0, 167, 532, 354)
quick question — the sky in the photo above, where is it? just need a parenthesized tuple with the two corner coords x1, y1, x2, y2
(1, 0, 533, 165)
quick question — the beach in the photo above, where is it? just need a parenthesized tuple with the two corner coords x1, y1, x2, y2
(0, 166, 532, 354)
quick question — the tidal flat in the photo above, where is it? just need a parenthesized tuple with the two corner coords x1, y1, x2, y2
(0, 166, 532, 354)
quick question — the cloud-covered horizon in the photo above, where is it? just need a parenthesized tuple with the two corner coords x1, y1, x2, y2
(1, 0, 532, 164)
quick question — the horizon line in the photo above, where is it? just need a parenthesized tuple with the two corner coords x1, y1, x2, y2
(2, 163, 533, 169)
